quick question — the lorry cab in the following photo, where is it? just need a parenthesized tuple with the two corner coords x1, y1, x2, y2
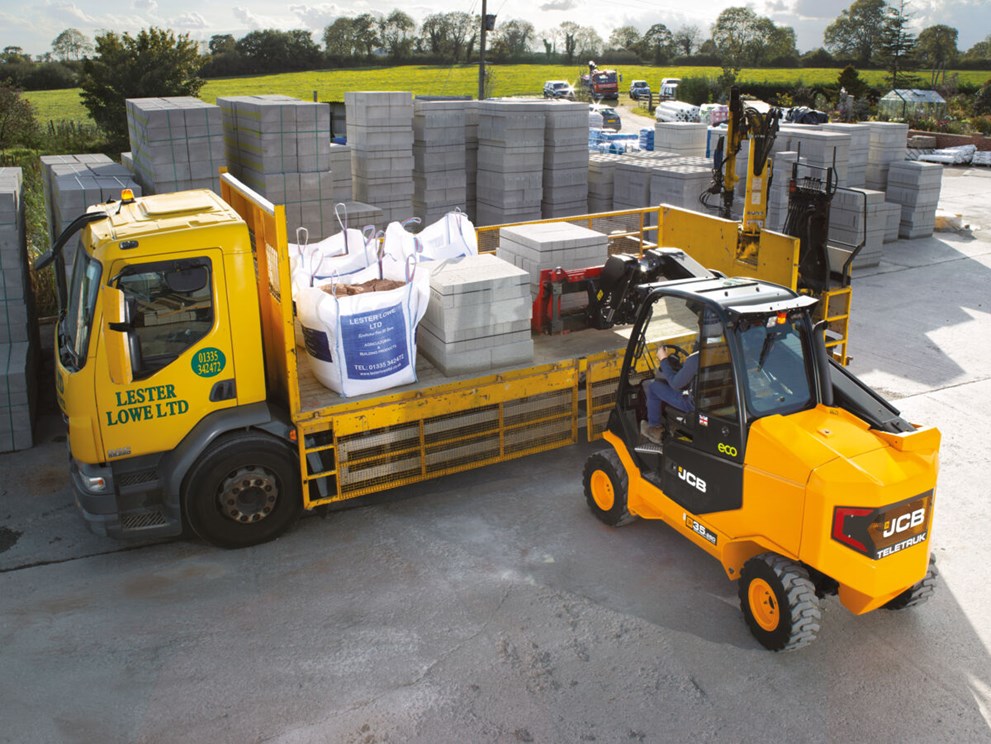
(587, 275, 940, 650)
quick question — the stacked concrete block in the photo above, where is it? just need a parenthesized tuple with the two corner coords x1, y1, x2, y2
(346, 91, 415, 224)
(612, 160, 653, 212)
(766, 152, 799, 232)
(886, 160, 943, 239)
(329, 143, 353, 202)
(882, 202, 901, 243)
(649, 161, 712, 212)
(412, 99, 466, 225)
(865, 122, 909, 190)
(779, 128, 852, 187)
(464, 101, 479, 222)
(39, 154, 116, 243)
(653, 123, 708, 157)
(829, 187, 886, 269)
(475, 100, 547, 227)
(417, 254, 533, 375)
(125, 97, 226, 194)
(219, 95, 338, 239)
(821, 123, 870, 187)
(543, 102, 590, 218)
(497, 222, 608, 300)
(588, 153, 622, 212)
(0, 169, 36, 452)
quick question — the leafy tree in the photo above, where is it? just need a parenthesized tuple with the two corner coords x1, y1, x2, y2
(824, 0, 888, 66)
(379, 10, 416, 61)
(1, 46, 31, 64)
(638, 24, 674, 64)
(490, 19, 535, 60)
(236, 29, 321, 74)
(324, 18, 361, 58)
(962, 35, 991, 65)
(51, 29, 92, 61)
(559, 21, 579, 64)
(0, 82, 40, 149)
(801, 47, 835, 67)
(575, 27, 604, 60)
(420, 12, 475, 62)
(916, 25, 958, 86)
(608, 26, 640, 52)
(673, 25, 701, 57)
(711, 8, 792, 71)
(879, 0, 915, 89)
(208, 34, 236, 55)
(80, 28, 203, 144)
(838, 64, 869, 98)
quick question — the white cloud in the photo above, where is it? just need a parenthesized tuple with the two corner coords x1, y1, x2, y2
(231, 6, 297, 30)
(134, 0, 158, 12)
(289, 4, 345, 30)
(174, 12, 208, 30)
(539, 0, 578, 11)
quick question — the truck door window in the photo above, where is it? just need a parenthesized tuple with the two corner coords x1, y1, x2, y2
(62, 247, 103, 371)
(116, 260, 213, 380)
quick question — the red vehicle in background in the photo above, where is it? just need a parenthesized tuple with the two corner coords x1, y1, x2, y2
(580, 62, 619, 100)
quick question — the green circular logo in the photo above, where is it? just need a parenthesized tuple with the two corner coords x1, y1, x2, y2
(192, 347, 226, 378)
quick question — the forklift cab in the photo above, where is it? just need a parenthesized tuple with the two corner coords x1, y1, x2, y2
(612, 278, 823, 515)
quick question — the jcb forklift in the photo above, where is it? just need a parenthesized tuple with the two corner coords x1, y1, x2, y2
(583, 270, 940, 651)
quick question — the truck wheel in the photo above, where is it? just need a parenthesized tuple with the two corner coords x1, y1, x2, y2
(883, 555, 939, 610)
(739, 553, 821, 651)
(583, 449, 636, 526)
(183, 432, 302, 549)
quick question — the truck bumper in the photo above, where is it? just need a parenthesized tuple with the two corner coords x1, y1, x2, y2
(70, 457, 183, 540)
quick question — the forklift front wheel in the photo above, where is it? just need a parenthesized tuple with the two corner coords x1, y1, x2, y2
(583, 449, 636, 526)
(739, 553, 821, 652)
(883, 555, 938, 610)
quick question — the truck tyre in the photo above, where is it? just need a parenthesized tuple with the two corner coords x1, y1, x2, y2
(739, 553, 821, 652)
(182, 431, 302, 549)
(583, 449, 636, 526)
(883, 555, 938, 610)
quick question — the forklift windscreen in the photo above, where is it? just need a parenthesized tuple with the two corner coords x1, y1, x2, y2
(735, 313, 815, 418)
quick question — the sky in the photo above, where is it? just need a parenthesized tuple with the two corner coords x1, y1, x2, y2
(2, 0, 990, 59)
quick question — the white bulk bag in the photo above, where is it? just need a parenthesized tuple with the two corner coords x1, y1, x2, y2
(296, 254, 430, 397)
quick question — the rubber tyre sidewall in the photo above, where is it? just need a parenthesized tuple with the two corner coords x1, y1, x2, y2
(583, 449, 634, 527)
(183, 432, 302, 549)
(739, 556, 798, 651)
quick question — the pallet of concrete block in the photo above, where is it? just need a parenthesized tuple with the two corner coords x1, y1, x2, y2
(125, 96, 226, 194)
(0, 168, 31, 346)
(828, 187, 886, 270)
(417, 254, 533, 376)
(654, 122, 708, 157)
(497, 222, 609, 302)
(655, 101, 701, 123)
(0, 341, 37, 452)
(887, 160, 942, 239)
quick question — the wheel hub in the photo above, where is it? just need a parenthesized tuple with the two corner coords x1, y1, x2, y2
(748, 577, 780, 632)
(217, 465, 279, 523)
(590, 470, 615, 511)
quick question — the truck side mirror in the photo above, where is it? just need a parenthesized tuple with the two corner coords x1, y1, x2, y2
(101, 284, 134, 386)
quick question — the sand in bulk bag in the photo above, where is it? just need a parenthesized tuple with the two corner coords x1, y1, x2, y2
(296, 254, 430, 397)
(286, 204, 379, 298)
(379, 212, 479, 277)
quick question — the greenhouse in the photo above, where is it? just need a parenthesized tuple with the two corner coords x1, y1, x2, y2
(879, 89, 947, 121)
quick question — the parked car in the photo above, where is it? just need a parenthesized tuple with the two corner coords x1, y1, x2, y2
(589, 104, 621, 131)
(543, 80, 576, 100)
(629, 80, 651, 100)
(658, 77, 681, 101)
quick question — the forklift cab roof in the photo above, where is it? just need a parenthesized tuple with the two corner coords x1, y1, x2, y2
(639, 276, 817, 320)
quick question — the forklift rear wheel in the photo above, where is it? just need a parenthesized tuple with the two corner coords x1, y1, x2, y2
(739, 553, 821, 651)
(183, 431, 303, 549)
(583, 449, 636, 526)
(883, 555, 938, 610)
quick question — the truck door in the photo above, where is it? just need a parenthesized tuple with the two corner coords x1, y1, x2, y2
(95, 251, 236, 460)
(661, 314, 745, 515)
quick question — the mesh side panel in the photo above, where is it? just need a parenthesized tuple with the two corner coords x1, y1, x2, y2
(425, 436, 501, 473)
(587, 376, 619, 439)
(424, 406, 500, 445)
(503, 389, 571, 428)
(120, 510, 167, 530)
(505, 417, 573, 455)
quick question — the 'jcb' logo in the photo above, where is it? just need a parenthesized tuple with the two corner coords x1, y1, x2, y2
(677, 467, 707, 493)
(882, 508, 926, 538)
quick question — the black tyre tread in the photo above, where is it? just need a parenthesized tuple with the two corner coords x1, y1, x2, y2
(183, 431, 302, 549)
(739, 552, 822, 652)
(884, 556, 939, 610)
(582, 448, 636, 527)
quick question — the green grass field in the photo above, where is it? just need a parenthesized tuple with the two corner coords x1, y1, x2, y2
(24, 64, 991, 125)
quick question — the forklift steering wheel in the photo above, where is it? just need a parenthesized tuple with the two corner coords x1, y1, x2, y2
(662, 344, 689, 372)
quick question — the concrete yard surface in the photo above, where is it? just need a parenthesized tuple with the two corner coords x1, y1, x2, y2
(1, 168, 990, 743)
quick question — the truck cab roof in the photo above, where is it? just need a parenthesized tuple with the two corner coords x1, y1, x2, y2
(87, 189, 242, 244)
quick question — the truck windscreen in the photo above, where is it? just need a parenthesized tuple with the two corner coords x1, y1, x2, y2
(62, 246, 102, 371)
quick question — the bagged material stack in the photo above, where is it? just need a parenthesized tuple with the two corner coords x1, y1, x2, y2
(638, 128, 655, 151)
(0, 169, 36, 452)
(464, 101, 479, 221)
(543, 101, 589, 218)
(821, 123, 869, 187)
(417, 254, 533, 375)
(475, 100, 546, 226)
(655, 101, 701, 123)
(865, 122, 908, 190)
(828, 188, 886, 269)
(412, 99, 466, 225)
(497, 222, 608, 301)
(654, 122, 708, 157)
(886, 160, 943, 239)
(219, 94, 339, 239)
(125, 97, 226, 194)
(346, 91, 415, 224)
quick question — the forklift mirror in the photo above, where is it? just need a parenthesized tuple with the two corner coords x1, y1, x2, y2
(101, 285, 134, 386)
(165, 265, 208, 294)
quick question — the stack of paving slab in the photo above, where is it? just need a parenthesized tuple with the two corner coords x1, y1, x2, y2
(886, 160, 943, 239)
(865, 122, 909, 190)
(346, 91, 415, 224)
(653, 123, 708, 157)
(828, 187, 886, 270)
(412, 99, 466, 225)
(464, 101, 479, 221)
(125, 97, 226, 195)
(542, 101, 589, 218)
(417, 254, 533, 375)
(475, 100, 547, 226)
(497, 222, 609, 305)
(821, 122, 869, 187)
(218, 94, 340, 239)
(0, 169, 36, 452)
(42, 155, 141, 272)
